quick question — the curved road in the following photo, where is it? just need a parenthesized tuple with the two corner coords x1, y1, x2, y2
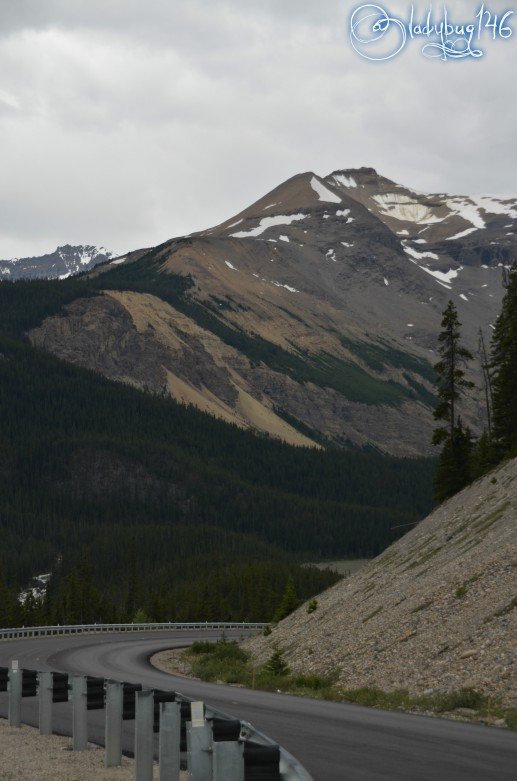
(0, 631, 515, 780)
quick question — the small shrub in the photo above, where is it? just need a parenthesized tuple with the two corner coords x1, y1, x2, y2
(434, 688, 485, 713)
(307, 599, 318, 614)
(263, 626, 272, 636)
(190, 641, 216, 655)
(455, 585, 467, 599)
(264, 647, 290, 677)
(343, 687, 410, 709)
(132, 608, 151, 623)
(505, 708, 517, 730)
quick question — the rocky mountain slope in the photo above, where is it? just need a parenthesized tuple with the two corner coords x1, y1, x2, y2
(247, 458, 517, 706)
(0, 245, 114, 280)
(24, 169, 516, 454)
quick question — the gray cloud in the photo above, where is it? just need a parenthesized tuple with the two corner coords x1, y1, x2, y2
(0, 0, 515, 257)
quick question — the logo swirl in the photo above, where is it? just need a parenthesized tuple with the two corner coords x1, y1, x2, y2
(350, 4, 407, 61)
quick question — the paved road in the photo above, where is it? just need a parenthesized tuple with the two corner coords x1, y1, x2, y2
(0, 631, 515, 781)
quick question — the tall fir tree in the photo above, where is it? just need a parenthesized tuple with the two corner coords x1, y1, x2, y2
(490, 261, 517, 458)
(432, 301, 474, 502)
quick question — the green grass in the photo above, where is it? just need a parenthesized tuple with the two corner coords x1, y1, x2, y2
(405, 545, 443, 571)
(342, 687, 516, 727)
(362, 606, 383, 623)
(180, 642, 517, 729)
(485, 597, 517, 623)
(412, 599, 433, 613)
(471, 502, 511, 535)
(185, 639, 339, 698)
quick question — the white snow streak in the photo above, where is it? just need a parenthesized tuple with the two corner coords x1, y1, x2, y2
(446, 227, 478, 241)
(403, 243, 440, 261)
(231, 213, 307, 238)
(332, 174, 357, 188)
(310, 176, 342, 204)
(273, 281, 299, 293)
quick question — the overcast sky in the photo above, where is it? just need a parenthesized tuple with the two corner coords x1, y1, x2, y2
(0, 0, 515, 258)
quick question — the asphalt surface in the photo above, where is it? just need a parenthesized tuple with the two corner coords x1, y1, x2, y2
(0, 631, 515, 780)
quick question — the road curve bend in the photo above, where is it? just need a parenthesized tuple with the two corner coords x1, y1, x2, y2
(0, 631, 515, 781)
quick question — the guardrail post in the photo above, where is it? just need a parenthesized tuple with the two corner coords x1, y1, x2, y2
(159, 701, 181, 781)
(213, 741, 244, 781)
(72, 675, 88, 751)
(38, 671, 53, 735)
(105, 680, 123, 767)
(8, 666, 22, 728)
(186, 702, 212, 781)
(135, 689, 154, 781)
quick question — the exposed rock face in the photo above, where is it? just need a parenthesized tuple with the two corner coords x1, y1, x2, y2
(26, 169, 515, 453)
(0, 245, 115, 280)
(246, 459, 517, 706)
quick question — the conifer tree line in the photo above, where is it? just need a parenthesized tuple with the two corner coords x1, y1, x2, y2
(0, 271, 435, 630)
(432, 261, 517, 502)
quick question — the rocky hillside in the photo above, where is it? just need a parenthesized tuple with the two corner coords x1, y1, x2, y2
(22, 169, 516, 454)
(0, 245, 114, 280)
(247, 458, 517, 706)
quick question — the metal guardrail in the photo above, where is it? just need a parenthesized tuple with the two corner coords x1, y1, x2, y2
(0, 621, 269, 641)
(0, 625, 313, 780)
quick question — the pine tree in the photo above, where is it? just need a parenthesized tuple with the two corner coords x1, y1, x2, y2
(478, 328, 494, 439)
(432, 302, 474, 501)
(273, 577, 298, 622)
(264, 646, 290, 677)
(491, 261, 517, 458)
(433, 419, 474, 502)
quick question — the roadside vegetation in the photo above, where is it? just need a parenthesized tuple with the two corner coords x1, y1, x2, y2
(176, 638, 517, 730)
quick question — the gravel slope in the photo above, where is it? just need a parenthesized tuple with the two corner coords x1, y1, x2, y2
(248, 458, 517, 705)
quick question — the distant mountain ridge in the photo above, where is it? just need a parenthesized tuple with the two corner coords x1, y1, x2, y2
(0, 244, 115, 280)
(12, 168, 517, 454)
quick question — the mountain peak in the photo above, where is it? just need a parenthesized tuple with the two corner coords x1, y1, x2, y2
(326, 167, 396, 191)
(0, 244, 113, 280)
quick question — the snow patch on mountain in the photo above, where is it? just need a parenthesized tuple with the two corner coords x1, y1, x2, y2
(445, 198, 486, 230)
(373, 194, 444, 224)
(403, 243, 440, 261)
(332, 173, 357, 189)
(310, 177, 342, 204)
(446, 228, 479, 241)
(273, 281, 299, 293)
(231, 213, 308, 238)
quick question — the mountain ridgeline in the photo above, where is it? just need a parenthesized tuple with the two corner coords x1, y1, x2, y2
(0, 245, 114, 281)
(3, 165, 515, 625)
(21, 168, 515, 455)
